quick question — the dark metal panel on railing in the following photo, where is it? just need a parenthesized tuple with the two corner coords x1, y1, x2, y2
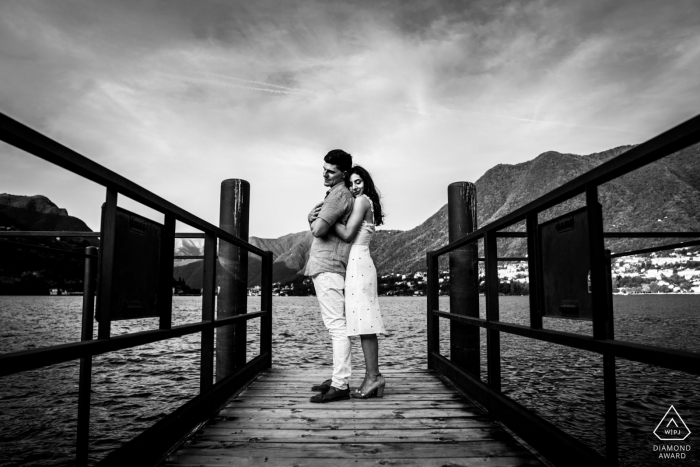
(0, 112, 266, 256)
(0, 312, 266, 377)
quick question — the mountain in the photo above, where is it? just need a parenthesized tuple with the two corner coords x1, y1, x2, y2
(8, 140, 692, 291)
(0, 194, 95, 294)
(176, 141, 700, 285)
(0, 194, 92, 232)
(375, 143, 700, 272)
(173, 232, 313, 288)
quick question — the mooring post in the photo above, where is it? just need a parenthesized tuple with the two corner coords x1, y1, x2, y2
(447, 182, 479, 376)
(217, 179, 250, 381)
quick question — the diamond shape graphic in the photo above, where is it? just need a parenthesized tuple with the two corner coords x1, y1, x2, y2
(654, 405, 691, 441)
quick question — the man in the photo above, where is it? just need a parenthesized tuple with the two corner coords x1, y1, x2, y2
(305, 149, 354, 403)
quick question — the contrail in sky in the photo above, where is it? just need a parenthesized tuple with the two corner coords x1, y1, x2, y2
(159, 72, 309, 96)
(196, 71, 317, 96)
(159, 71, 641, 134)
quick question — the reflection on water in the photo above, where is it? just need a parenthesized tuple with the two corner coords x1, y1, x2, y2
(0, 295, 698, 466)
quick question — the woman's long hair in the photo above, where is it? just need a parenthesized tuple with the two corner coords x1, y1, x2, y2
(346, 165, 385, 226)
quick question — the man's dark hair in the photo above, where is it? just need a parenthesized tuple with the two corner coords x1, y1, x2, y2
(324, 149, 352, 173)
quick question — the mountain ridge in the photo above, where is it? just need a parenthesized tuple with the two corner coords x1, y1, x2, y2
(2, 141, 697, 290)
(174, 141, 700, 287)
(0, 194, 92, 233)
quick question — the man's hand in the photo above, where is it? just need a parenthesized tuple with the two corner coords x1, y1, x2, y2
(308, 202, 323, 224)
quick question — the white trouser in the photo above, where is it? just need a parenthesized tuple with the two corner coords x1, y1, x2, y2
(312, 272, 352, 389)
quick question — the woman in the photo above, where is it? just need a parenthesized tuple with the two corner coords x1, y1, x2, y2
(333, 165, 387, 398)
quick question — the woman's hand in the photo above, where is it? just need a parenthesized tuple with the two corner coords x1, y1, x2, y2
(334, 195, 370, 242)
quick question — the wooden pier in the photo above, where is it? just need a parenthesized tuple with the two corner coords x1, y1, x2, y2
(3, 111, 700, 467)
(166, 369, 544, 466)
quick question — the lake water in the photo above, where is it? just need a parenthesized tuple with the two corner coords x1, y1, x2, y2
(1, 295, 698, 466)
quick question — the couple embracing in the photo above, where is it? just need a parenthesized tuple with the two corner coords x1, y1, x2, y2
(305, 149, 386, 403)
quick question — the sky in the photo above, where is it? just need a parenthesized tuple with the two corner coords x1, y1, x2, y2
(1, 0, 700, 238)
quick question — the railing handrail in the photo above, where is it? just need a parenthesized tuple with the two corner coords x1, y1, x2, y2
(0, 112, 266, 257)
(0, 311, 267, 377)
(0, 111, 275, 466)
(0, 232, 210, 238)
(433, 113, 700, 257)
(426, 112, 700, 467)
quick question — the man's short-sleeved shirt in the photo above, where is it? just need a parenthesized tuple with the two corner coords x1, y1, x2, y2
(305, 182, 354, 277)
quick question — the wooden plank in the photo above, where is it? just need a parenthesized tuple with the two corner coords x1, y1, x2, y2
(256, 377, 450, 389)
(169, 457, 541, 466)
(205, 417, 493, 430)
(257, 375, 440, 381)
(257, 371, 437, 376)
(249, 380, 455, 387)
(248, 382, 453, 388)
(217, 408, 485, 419)
(190, 427, 508, 443)
(255, 372, 443, 378)
(264, 369, 433, 374)
(166, 368, 544, 467)
(224, 400, 474, 410)
(237, 391, 463, 399)
(242, 385, 457, 391)
(170, 441, 531, 458)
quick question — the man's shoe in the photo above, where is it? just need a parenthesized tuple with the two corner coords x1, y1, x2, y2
(309, 386, 350, 403)
(311, 379, 332, 393)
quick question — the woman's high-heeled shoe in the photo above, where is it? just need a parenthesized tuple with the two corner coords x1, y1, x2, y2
(351, 372, 369, 398)
(355, 373, 385, 399)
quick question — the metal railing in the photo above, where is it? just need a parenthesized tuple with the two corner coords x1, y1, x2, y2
(0, 112, 274, 466)
(427, 114, 700, 467)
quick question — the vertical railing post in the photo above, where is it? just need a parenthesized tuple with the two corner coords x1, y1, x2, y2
(217, 179, 250, 380)
(96, 188, 118, 339)
(526, 212, 543, 329)
(447, 182, 479, 376)
(158, 213, 175, 330)
(586, 185, 618, 467)
(484, 231, 501, 392)
(426, 252, 440, 369)
(76, 246, 97, 467)
(260, 251, 273, 367)
(200, 232, 217, 392)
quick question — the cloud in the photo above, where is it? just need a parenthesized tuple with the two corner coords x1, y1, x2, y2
(1, 0, 699, 237)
